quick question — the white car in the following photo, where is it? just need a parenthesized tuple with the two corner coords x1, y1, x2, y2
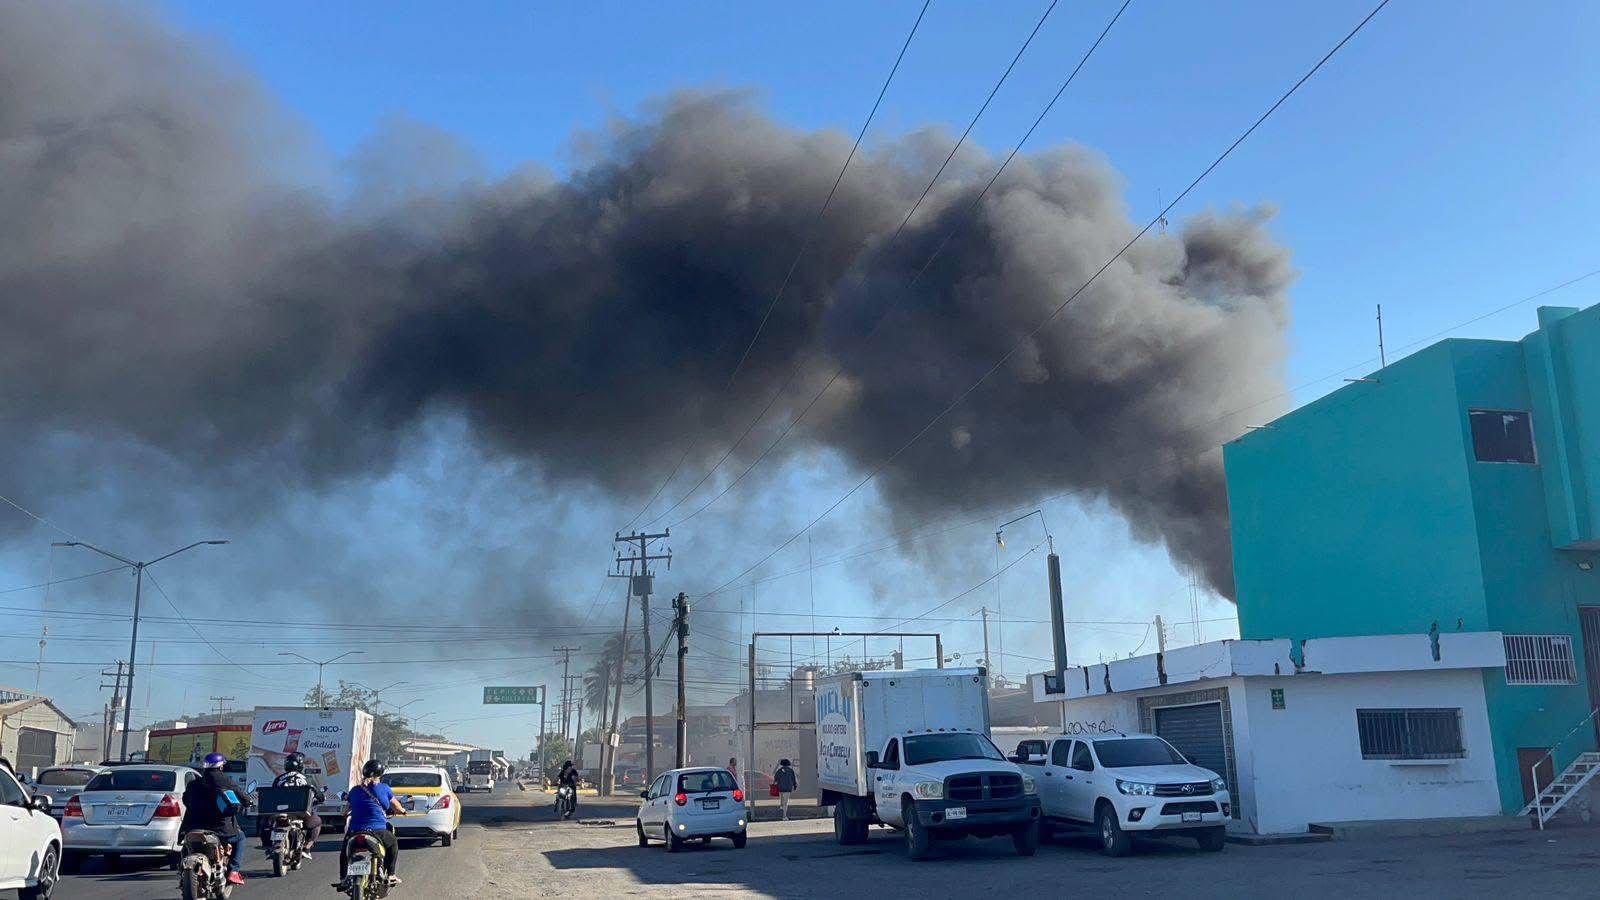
(380, 766, 461, 846)
(636, 767, 747, 851)
(29, 766, 105, 820)
(1, 764, 62, 898)
(1021, 732, 1230, 855)
(60, 765, 197, 868)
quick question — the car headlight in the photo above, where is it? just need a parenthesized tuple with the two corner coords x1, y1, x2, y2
(912, 781, 944, 800)
(1210, 778, 1227, 793)
(1021, 774, 1037, 795)
(1116, 779, 1155, 796)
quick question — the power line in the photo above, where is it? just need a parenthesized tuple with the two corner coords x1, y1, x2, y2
(697, 0, 1391, 600)
(627, 0, 935, 530)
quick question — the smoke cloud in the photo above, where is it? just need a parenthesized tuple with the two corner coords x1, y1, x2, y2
(0, 1, 1293, 600)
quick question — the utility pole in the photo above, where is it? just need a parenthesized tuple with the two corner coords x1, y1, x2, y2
(574, 698, 585, 769)
(602, 566, 634, 796)
(210, 696, 235, 723)
(100, 661, 126, 763)
(613, 529, 670, 785)
(672, 592, 689, 768)
(554, 646, 579, 740)
(973, 606, 993, 687)
(537, 684, 548, 785)
(1155, 614, 1167, 654)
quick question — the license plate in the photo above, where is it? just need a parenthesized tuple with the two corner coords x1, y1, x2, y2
(1182, 812, 1202, 823)
(347, 859, 372, 876)
(699, 798, 720, 810)
(271, 830, 288, 843)
(106, 806, 132, 821)
(945, 807, 967, 820)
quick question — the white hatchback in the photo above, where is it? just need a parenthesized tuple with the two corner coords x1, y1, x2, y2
(635, 767, 747, 851)
(1, 765, 62, 898)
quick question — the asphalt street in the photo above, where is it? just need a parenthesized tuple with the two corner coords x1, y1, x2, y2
(38, 785, 1600, 898)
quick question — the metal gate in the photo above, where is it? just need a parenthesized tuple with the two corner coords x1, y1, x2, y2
(1154, 703, 1227, 780)
(1580, 608, 1600, 746)
(16, 728, 57, 772)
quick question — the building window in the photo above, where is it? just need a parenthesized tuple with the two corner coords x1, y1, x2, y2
(1356, 708, 1465, 760)
(1503, 634, 1578, 685)
(1469, 409, 1536, 464)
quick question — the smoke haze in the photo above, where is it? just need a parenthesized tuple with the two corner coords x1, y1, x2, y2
(0, 1, 1293, 602)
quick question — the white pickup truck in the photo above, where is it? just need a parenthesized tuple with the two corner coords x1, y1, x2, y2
(817, 668, 1042, 860)
(1012, 731, 1230, 855)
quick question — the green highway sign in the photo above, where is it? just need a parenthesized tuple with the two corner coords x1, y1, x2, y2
(483, 686, 544, 705)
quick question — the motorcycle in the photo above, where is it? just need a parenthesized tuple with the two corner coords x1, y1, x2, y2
(177, 830, 234, 900)
(555, 783, 577, 819)
(337, 832, 390, 900)
(263, 814, 307, 877)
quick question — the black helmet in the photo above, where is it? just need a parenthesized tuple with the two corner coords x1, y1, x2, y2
(561, 759, 573, 768)
(362, 759, 386, 779)
(284, 751, 306, 773)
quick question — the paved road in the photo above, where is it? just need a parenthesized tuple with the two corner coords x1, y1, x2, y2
(44, 785, 1600, 898)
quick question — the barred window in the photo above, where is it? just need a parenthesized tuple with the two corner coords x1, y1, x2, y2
(1356, 708, 1465, 760)
(1503, 634, 1578, 685)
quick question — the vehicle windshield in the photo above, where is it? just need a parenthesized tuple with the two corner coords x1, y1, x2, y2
(467, 761, 493, 774)
(383, 772, 442, 788)
(1092, 738, 1188, 768)
(677, 770, 737, 794)
(84, 769, 178, 792)
(902, 733, 1005, 765)
(37, 769, 96, 786)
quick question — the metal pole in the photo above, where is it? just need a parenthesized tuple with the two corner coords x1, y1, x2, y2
(935, 634, 944, 669)
(120, 564, 144, 761)
(747, 640, 756, 805)
(642, 580, 654, 784)
(674, 593, 688, 769)
(575, 699, 585, 770)
(604, 582, 632, 795)
(978, 606, 992, 687)
(538, 688, 547, 786)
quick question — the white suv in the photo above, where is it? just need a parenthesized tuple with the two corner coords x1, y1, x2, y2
(1018, 732, 1230, 855)
(0, 765, 61, 898)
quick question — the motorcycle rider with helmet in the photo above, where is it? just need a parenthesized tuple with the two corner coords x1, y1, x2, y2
(258, 750, 326, 858)
(557, 760, 580, 817)
(342, 759, 405, 887)
(179, 752, 253, 886)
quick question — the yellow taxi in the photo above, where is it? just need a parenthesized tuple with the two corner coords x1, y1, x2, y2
(380, 766, 462, 846)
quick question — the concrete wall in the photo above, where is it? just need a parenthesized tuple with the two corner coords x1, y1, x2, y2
(1240, 670, 1500, 834)
(1, 702, 77, 771)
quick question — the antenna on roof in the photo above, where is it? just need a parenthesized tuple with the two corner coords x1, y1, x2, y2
(1377, 304, 1387, 369)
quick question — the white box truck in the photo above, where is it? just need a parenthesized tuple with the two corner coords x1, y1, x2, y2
(464, 749, 496, 792)
(816, 668, 1041, 859)
(245, 707, 374, 825)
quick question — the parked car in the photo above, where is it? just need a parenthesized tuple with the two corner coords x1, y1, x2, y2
(381, 766, 461, 846)
(636, 767, 747, 851)
(0, 764, 61, 898)
(29, 766, 105, 820)
(60, 765, 198, 869)
(1017, 732, 1230, 855)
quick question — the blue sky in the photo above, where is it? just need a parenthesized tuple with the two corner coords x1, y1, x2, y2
(4, 0, 1595, 753)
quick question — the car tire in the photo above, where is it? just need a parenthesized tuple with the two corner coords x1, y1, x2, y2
(168, 851, 183, 871)
(636, 820, 649, 846)
(272, 854, 285, 878)
(440, 830, 454, 847)
(903, 801, 934, 861)
(732, 831, 747, 849)
(1012, 820, 1040, 857)
(18, 842, 59, 900)
(1096, 802, 1133, 857)
(59, 851, 83, 875)
(1196, 827, 1226, 852)
(665, 823, 683, 853)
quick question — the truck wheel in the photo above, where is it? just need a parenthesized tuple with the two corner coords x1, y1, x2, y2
(1196, 827, 1226, 852)
(903, 801, 934, 860)
(1012, 820, 1040, 857)
(1095, 802, 1133, 857)
(833, 803, 866, 846)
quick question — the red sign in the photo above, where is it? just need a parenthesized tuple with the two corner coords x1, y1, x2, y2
(262, 719, 288, 734)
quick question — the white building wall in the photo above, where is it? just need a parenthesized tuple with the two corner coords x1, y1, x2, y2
(1240, 669, 1500, 833)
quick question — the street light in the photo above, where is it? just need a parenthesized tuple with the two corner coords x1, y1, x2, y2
(53, 538, 228, 761)
(278, 651, 365, 702)
(995, 509, 1051, 552)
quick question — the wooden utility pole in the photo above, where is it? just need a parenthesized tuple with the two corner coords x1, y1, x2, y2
(553, 646, 580, 741)
(672, 592, 689, 768)
(613, 529, 671, 785)
(973, 606, 993, 687)
(100, 661, 126, 763)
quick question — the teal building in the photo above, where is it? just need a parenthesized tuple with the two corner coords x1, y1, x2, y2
(1225, 303, 1600, 813)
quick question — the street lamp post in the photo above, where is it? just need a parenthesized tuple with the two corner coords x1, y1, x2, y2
(53, 539, 228, 761)
(279, 651, 365, 702)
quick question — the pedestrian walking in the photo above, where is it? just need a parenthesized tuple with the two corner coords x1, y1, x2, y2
(773, 758, 797, 820)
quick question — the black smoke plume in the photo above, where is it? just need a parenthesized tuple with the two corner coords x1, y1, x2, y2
(0, 1, 1292, 600)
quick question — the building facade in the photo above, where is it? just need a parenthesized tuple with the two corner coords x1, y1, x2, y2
(1029, 633, 1507, 834)
(1225, 302, 1600, 813)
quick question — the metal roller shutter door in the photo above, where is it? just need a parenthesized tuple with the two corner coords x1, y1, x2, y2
(1153, 703, 1226, 779)
(16, 728, 57, 772)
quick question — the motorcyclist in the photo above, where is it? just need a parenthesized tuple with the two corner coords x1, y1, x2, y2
(557, 760, 579, 816)
(342, 759, 405, 887)
(258, 750, 326, 859)
(179, 752, 252, 886)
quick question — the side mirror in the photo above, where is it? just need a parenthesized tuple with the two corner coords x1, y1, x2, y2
(639, 790, 650, 799)
(29, 794, 51, 813)
(864, 751, 880, 769)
